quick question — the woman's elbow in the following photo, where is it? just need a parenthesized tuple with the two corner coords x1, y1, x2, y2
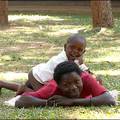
(103, 92, 116, 106)
(104, 93, 116, 106)
(93, 92, 116, 106)
(107, 98, 116, 106)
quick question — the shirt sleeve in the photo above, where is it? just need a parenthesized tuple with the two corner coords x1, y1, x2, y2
(22, 80, 58, 99)
(79, 64, 89, 71)
(81, 72, 107, 97)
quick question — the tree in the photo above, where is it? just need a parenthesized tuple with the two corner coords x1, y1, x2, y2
(90, 0, 113, 28)
(0, 0, 8, 27)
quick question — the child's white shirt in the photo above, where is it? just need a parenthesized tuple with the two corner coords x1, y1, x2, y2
(32, 50, 88, 84)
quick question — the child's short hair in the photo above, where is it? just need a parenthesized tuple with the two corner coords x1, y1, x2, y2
(67, 34, 86, 43)
(53, 61, 82, 84)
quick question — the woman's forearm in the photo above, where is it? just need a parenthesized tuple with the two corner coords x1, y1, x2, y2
(72, 98, 91, 106)
(15, 95, 47, 108)
(72, 92, 116, 106)
(90, 92, 116, 106)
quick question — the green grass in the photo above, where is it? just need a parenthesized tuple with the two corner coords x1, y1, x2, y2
(0, 12, 120, 119)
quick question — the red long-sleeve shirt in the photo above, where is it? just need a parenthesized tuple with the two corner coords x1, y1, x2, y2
(23, 72, 107, 99)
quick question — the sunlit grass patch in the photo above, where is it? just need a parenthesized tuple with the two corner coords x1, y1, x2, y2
(0, 72, 27, 82)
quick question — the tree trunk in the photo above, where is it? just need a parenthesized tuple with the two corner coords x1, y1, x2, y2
(90, 0, 113, 28)
(0, 0, 8, 27)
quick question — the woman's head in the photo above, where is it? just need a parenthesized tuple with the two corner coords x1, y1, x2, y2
(54, 61, 83, 98)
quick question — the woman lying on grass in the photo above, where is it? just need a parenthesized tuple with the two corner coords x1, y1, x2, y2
(5, 61, 119, 108)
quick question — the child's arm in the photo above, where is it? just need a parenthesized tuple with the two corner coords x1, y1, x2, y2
(75, 55, 90, 71)
(75, 55, 89, 71)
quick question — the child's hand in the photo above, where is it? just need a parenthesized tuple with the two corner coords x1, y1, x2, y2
(78, 55, 84, 65)
(75, 55, 84, 65)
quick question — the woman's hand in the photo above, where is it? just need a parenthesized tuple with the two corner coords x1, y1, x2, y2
(47, 95, 73, 106)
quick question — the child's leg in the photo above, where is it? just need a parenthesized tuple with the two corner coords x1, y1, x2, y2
(0, 79, 35, 96)
(25, 70, 43, 91)
(0, 70, 43, 95)
(16, 70, 43, 95)
(0, 81, 20, 91)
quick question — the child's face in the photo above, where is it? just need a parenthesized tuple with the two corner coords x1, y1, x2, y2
(64, 39, 86, 61)
(58, 72, 83, 98)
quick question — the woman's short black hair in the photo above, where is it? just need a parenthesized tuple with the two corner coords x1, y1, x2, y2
(53, 61, 82, 84)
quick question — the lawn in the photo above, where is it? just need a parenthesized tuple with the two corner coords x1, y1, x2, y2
(0, 12, 120, 119)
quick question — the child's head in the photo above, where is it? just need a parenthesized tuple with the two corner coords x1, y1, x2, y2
(64, 34, 86, 61)
(54, 61, 83, 98)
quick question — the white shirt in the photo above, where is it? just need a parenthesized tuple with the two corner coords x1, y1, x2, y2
(32, 50, 88, 84)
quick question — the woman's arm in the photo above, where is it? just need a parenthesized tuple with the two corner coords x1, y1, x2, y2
(48, 92, 116, 106)
(15, 91, 116, 108)
(15, 95, 47, 108)
(72, 92, 116, 106)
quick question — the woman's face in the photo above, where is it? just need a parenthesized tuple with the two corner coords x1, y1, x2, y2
(58, 72, 83, 98)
